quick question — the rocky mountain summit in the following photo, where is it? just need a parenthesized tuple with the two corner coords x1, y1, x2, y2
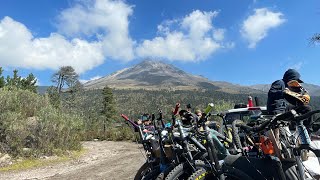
(84, 60, 268, 94)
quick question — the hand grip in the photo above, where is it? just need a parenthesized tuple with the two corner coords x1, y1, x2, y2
(204, 103, 214, 114)
(173, 103, 180, 115)
(121, 114, 129, 121)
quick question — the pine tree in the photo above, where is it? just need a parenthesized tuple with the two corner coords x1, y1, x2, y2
(46, 86, 61, 109)
(6, 69, 21, 87)
(20, 73, 37, 93)
(3, 69, 37, 92)
(51, 66, 79, 93)
(0, 67, 5, 88)
(102, 86, 116, 118)
(101, 86, 116, 136)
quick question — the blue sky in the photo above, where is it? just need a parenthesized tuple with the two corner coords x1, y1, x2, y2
(0, 0, 319, 86)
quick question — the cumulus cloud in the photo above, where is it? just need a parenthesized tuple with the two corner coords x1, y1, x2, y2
(0, 0, 134, 74)
(241, 8, 286, 48)
(213, 28, 225, 41)
(0, 16, 104, 73)
(136, 10, 228, 62)
(56, 0, 135, 60)
(0, 0, 231, 74)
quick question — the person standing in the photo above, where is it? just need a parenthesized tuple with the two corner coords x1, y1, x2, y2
(267, 69, 311, 179)
(267, 69, 305, 115)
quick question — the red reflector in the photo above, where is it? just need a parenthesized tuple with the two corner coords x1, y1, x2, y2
(248, 96, 253, 107)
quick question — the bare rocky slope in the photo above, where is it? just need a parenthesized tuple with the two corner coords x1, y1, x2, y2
(84, 60, 264, 94)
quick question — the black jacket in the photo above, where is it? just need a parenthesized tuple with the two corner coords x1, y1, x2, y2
(267, 69, 304, 114)
(267, 79, 287, 114)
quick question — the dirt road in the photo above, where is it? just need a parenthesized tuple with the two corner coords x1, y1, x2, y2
(2, 141, 319, 179)
(0, 141, 145, 180)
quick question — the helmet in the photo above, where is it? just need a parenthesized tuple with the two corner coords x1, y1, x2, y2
(283, 69, 303, 83)
(179, 110, 196, 126)
(195, 109, 202, 116)
(283, 84, 310, 105)
(141, 113, 151, 121)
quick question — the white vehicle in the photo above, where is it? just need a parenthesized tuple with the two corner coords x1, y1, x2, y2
(224, 104, 268, 125)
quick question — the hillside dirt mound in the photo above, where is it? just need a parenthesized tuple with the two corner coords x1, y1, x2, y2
(0, 141, 145, 180)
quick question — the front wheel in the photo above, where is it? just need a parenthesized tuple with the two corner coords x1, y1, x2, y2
(156, 163, 176, 180)
(188, 166, 254, 180)
(134, 162, 160, 180)
(231, 120, 244, 151)
(165, 160, 206, 180)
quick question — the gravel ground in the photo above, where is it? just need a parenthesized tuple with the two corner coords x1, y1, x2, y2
(0, 141, 145, 180)
(1, 141, 319, 180)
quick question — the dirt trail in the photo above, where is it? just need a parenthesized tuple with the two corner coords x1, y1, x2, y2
(0, 141, 145, 180)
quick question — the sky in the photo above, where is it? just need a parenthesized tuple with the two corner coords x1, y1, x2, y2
(0, 0, 319, 86)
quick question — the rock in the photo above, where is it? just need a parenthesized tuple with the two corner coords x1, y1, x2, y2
(40, 156, 49, 159)
(23, 148, 31, 152)
(26, 116, 39, 127)
(0, 154, 12, 167)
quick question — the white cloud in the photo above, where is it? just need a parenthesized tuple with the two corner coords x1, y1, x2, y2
(0, 0, 134, 74)
(80, 75, 102, 84)
(290, 62, 303, 70)
(285, 61, 303, 70)
(0, 0, 232, 74)
(241, 8, 286, 48)
(0, 16, 104, 74)
(136, 10, 228, 62)
(56, 0, 135, 60)
(213, 28, 225, 41)
(35, 78, 40, 86)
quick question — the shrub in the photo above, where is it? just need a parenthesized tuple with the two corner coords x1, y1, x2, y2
(0, 87, 83, 157)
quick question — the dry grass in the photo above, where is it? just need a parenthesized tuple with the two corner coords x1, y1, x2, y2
(0, 148, 86, 172)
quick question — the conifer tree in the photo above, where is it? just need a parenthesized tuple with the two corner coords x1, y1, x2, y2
(52, 66, 79, 93)
(0, 67, 5, 88)
(101, 86, 116, 135)
(20, 73, 37, 93)
(1, 68, 37, 92)
(102, 86, 116, 119)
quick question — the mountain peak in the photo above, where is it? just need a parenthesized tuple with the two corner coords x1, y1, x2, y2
(84, 60, 209, 90)
(83, 60, 266, 94)
(136, 59, 173, 69)
(140, 59, 161, 64)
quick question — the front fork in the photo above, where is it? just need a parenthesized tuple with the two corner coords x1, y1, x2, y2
(206, 128, 225, 180)
(294, 152, 305, 180)
(294, 123, 320, 179)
